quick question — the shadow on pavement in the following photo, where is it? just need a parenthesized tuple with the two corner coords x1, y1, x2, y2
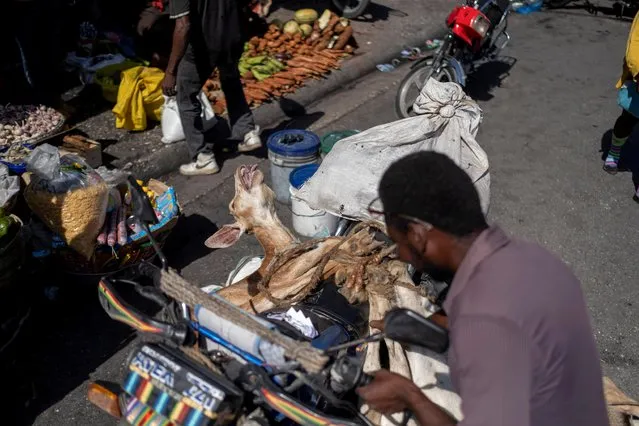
(163, 213, 219, 272)
(218, 97, 325, 168)
(352, 2, 408, 22)
(6, 271, 139, 425)
(545, 3, 636, 20)
(465, 57, 517, 102)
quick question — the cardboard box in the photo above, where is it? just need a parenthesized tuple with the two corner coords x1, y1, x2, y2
(60, 135, 102, 168)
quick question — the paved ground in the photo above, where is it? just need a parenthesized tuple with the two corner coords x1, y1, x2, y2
(17, 6, 639, 425)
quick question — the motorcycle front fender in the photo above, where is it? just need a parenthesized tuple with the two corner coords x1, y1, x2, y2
(410, 55, 434, 70)
(446, 57, 467, 86)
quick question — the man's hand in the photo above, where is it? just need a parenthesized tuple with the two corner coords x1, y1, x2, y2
(357, 370, 421, 415)
(162, 71, 177, 97)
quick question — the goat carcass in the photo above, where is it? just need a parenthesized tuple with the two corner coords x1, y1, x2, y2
(206, 164, 462, 424)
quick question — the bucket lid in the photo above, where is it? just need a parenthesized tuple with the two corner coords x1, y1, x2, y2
(267, 130, 320, 157)
(289, 163, 320, 189)
(320, 130, 359, 154)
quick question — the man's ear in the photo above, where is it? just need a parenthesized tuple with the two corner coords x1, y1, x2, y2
(205, 223, 245, 249)
(406, 222, 430, 254)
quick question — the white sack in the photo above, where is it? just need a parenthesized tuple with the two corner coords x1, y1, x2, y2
(297, 78, 490, 220)
(161, 92, 217, 144)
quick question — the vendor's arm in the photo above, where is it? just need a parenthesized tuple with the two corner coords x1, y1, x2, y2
(452, 315, 532, 426)
(163, 0, 191, 95)
(357, 370, 456, 426)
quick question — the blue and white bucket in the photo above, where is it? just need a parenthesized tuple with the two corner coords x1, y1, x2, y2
(289, 164, 339, 238)
(267, 130, 321, 204)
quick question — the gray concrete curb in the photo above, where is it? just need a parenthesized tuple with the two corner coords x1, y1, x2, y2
(121, 26, 445, 180)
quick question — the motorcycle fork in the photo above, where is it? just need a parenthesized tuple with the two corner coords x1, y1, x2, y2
(427, 34, 453, 81)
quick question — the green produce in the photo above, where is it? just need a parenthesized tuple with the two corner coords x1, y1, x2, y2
(238, 54, 285, 79)
(283, 20, 301, 35)
(295, 9, 319, 24)
(0, 209, 16, 240)
(300, 24, 313, 37)
(318, 9, 332, 30)
(246, 55, 267, 65)
(266, 58, 285, 71)
(252, 69, 271, 81)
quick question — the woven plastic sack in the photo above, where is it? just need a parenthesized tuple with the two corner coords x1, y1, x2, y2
(24, 144, 108, 259)
(297, 78, 490, 220)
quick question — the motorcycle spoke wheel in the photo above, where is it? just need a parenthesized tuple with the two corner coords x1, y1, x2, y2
(331, 0, 370, 18)
(395, 64, 456, 118)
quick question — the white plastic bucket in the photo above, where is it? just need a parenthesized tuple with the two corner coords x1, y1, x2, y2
(269, 152, 319, 204)
(290, 186, 338, 238)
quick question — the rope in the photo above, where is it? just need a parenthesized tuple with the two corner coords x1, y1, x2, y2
(255, 221, 393, 308)
(159, 269, 329, 373)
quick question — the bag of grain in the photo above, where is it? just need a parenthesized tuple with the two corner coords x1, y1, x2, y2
(24, 144, 109, 259)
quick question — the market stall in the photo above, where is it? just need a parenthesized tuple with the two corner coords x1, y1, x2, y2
(203, 9, 357, 114)
(0, 102, 180, 277)
(21, 144, 180, 275)
(63, 8, 358, 127)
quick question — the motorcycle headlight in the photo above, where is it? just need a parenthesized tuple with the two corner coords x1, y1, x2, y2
(470, 14, 491, 38)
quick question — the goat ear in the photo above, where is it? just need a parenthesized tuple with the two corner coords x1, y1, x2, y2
(205, 223, 245, 249)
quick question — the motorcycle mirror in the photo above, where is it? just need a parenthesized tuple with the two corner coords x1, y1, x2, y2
(383, 308, 449, 353)
(127, 176, 158, 226)
(126, 176, 167, 270)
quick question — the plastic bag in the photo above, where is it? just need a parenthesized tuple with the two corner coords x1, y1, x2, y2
(297, 78, 490, 220)
(112, 66, 165, 131)
(161, 92, 217, 144)
(0, 164, 20, 210)
(95, 166, 130, 187)
(24, 144, 109, 259)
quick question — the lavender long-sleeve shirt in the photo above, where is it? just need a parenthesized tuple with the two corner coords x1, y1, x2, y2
(443, 227, 609, 426)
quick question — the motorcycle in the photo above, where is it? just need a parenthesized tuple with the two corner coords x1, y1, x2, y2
(87, 177, 449, 426)
(395, 0, 512, 118)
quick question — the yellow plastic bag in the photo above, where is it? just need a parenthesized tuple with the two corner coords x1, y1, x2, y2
(112, 66, 165, 131)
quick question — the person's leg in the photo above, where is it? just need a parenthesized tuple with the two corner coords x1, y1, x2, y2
(176, 54, 220, 175)
(177, 56, 210, 157)
(605, 109, 639, 173)
(217, 50, 261, 152)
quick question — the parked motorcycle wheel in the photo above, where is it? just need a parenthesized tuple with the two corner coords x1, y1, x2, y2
(395, 59, 459, 119)
(332, 0, 370, 18)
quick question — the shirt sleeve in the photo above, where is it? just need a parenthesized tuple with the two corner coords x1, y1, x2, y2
(451, 315, 532, 426)
(169, 0, 190, 19)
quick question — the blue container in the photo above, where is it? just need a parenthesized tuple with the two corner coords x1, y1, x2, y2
(266, 130, 321, 204)
(0, 144, 35, 175)
(289, 163, 320, 190)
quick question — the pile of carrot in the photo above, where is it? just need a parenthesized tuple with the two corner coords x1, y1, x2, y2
(201, 12, 357, 114)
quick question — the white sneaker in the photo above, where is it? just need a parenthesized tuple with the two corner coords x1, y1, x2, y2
(237, 126, 262, 152)
(179, 153, 220, 176)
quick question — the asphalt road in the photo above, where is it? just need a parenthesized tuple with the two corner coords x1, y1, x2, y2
(20, 7, 639, 425)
